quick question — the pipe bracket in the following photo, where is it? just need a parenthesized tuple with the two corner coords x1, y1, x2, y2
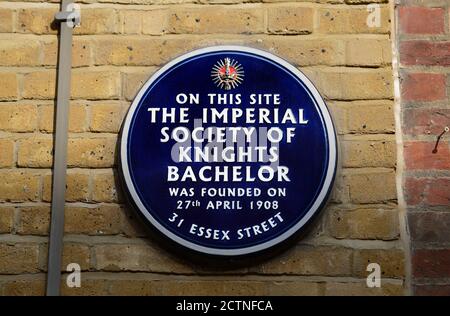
(54, 4, 81, 27)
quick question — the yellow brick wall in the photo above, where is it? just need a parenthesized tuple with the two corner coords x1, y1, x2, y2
(0, 0, 405, 296)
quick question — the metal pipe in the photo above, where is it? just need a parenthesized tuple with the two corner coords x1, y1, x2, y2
(46, 0, 77, 296)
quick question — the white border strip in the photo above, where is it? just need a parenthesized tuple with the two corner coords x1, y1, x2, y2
(390, 0, 412, 295)
(120, 45, 337, 256)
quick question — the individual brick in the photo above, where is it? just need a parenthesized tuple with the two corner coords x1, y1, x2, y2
(167, 6, 265, 34)
(22, 70, 56, 100)
(403, 108, 450, 137)
(304, 68, 393, 100)
(266, 281, 321, 296)
(120, 10, 142, 34)
(1, 278, 45, 296)
(413, 249, 450, 278)
(317, 6, 390, 34)
(0, 171, 40, 202)
(17, 8, 58, 34)
(120, 9, 168, 35)
(414, 284, 450, 296)
(93, 243, 194, 273)
(267, 6, 314, 34)
(160, 279, 318, 295)
(0, 139, 14, 168)
(67, 137, 117, 168)
(105, 278, 321, 296)
(60, 278, 109, 296)
(92, 170, 120, 202)
(0, 207, 14, 233)
(254, 37, 345, 67)
(0, 243, 41, 274)
(62, 243, 91, 271)
(94, 37, 195, 66)
(17, 137, 53, 168)
(64, 205, 122, 235)
(16, 206, 50, 236)
(324, 280, 404, 296)
(252, 246, 353, 276)
(404, 177, 450, 206)
(0, 38, 41, 66)
(0, 8, 14, 32)
(399, 6, 445, 35)
(0, 104, 38, 132)
(353, 248, 405, 278)
(409, 212, 450, 244)
(71, 70, 121, 100)
(345, 38, 392, 67)
(401, 72, 446, 102)
(345, 169, 397, 203)
(400, 41, 450, 66)
(404, 141, 450, 170)
(74, 8, 118, 35)
(0, 72, 18, 100)
(343, 138, 396, 168)
(90, 103, 124, 133)
(345, 101, 395, 134)
(142, 9, 168, 35)
(328, 207, 399, 240)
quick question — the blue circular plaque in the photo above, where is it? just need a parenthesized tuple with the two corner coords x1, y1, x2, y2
(120, 46, 337, 256)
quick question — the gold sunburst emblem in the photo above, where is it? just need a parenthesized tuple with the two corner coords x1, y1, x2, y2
(211, 58, 244, 90)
